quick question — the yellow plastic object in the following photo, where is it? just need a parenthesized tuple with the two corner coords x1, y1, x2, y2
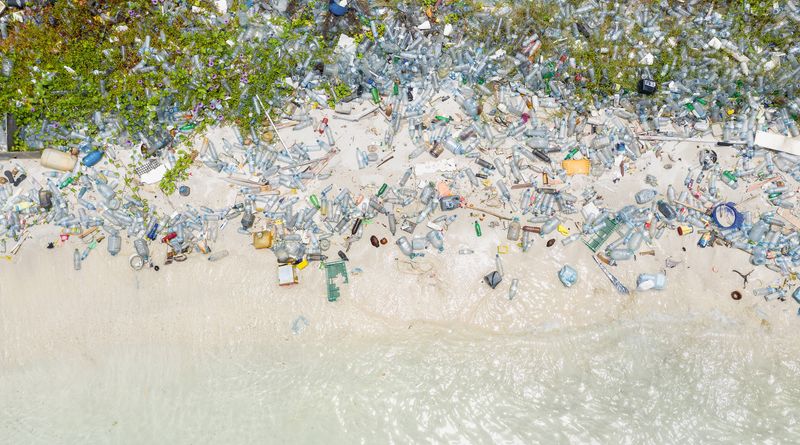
(497, 245, 509, 254)
(253, 230, 274, 249)
(296, 258, 309, 270)
(557, 224, 570, 236)
(562, 159, 591, 176)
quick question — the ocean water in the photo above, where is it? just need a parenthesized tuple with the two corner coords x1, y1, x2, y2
(3, 312, 799, 444)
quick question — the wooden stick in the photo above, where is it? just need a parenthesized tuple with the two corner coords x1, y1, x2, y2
(465, 204, 512, 220)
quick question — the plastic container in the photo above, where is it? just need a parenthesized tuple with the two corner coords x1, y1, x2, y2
(558, 265, 578, 287)
(107, 232, 121, 256)
(328, 0, 347, 17)
(396, 236, 413, 257)
(636, 273, 666, 291)
(634, 189, 658, 204)
(439, 195, 461, 211)
(133, 238, 149, 260)
(40, 148, 78, 171)
(81, 150, 104, 167)
(484, 271, 502, 289)
(507, 218, 521, 241)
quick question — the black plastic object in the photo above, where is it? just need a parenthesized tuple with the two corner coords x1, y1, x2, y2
(484, 271, 502, 289)
(637, 78, 657, 95)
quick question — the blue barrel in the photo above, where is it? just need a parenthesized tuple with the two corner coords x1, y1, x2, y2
(81, 150, 104, 167)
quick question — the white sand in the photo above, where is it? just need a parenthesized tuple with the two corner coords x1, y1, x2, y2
(2, 99, 799, 442)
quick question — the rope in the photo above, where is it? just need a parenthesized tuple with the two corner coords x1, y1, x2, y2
(394, 258, 434, 275)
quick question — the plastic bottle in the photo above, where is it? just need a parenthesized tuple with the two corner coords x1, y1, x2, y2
(208, 250, 229, 261)
(634, 188, 658, 204)
(81, 150, 104, 167)
(387, 213, 397, 235)
(73, 248, 81, 271)
(608, 248, 634, 261)
(426, 230, 444, 251)
(399, 168, 412, 187)
(507, 217, 521, 241)
(748, 220, 769, 243)
(540, 217, 559, 235)
(396, 236, 413, 257)
(508, 278, 519, 300)
(107, 232, 121, 256)
(134, 238, 149, 260)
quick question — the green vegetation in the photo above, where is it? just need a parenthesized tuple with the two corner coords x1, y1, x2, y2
(159, 150, 194, 196)
(2, 0, 797, 154)
(0, 0, 325, 150)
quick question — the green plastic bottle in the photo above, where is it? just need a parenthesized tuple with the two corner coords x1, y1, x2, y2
(474, 221, 482, 237)
(371, 85, 380, 104)
(377, 183, 388, 196)
(564, 147, 579, 160)
(59, 176, 75, 189)
(309, 194, 320, 209)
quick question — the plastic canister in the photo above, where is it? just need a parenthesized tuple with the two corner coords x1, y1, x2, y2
(40, 148, 78, 171)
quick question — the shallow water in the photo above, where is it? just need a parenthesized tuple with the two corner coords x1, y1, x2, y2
(3, 311, 798, 444)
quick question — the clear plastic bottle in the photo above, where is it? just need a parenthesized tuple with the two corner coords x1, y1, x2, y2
(540, 217, 559, 235)
(608, 248, 634, 261)
(508, 278, 519, 300)
(634, 188, 658, 204)
(507, 218, 521, 241)
(208, 250, 229, 261)
(73, 248, 81, 271)
(133, 238, 149, 260)
(107, 231, 121, 256)
(396, 236, 413, 257)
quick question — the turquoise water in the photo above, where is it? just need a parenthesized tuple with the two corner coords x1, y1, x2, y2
(3, 313, 798, 444)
